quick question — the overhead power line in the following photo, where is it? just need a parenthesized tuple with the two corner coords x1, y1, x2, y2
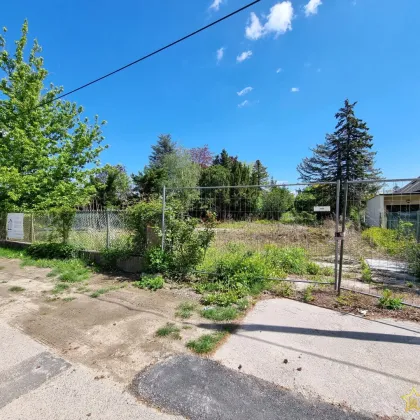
(38, 0, 261, 108)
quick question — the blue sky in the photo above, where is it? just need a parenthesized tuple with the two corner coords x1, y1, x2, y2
(2, 0, 420, 182)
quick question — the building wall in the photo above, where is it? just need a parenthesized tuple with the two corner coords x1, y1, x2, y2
(366, 195, 384, 227)
(384, 195, 420, 207)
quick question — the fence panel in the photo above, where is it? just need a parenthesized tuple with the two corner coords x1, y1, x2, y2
(165, 182, 339, 287)
(340, 179, 420, 308)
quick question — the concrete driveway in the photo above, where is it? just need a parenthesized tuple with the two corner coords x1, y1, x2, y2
(212, 299, 420, 419)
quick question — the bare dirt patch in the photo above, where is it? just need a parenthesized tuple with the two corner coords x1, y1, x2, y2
(0, 258, 222, 384)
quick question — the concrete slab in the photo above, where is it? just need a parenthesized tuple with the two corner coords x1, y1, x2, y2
(0, 352, 70, 409)
(135, 355, 369, 420)
(213, 299, 420, 419)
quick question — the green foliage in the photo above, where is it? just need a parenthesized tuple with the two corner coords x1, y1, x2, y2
(268, 281, 294, 297)
(9, 286, 25, 292)
(90, 164, 131, 208)
(378, 289, 403, 310)
(362, 226, 412, 257)
(89, 286, 121, 298)
(62, 297, 75, 302)
(46, 259, 91, 283)
(0, 247, 25, 259)
(133, 274, 164, 291)
(155, 323, 181, 339)
(27, 242, 80, 260)
(175, 302, 197, 319)
(360, 258, 372, 283)
(407, 244, 420, 280)
(303, 286, 314, 303)
(201, 291, 242, 307)
(261, 187, 294, 220)
(100, 244, 131, 270)
(0, 21, 106, 212)
(145, 247, 170, 273)
(279, 210, 317, 226)
(200, 306, 239, 321)
(297, 100, 381, 206)
(186, 332, 227, 354)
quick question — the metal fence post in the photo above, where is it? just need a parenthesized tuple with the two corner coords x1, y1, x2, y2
(30, 213, 35, 243)
(161, 185, 166, 251)
(417, 210, 420, 243)
(105, 210, 110, 249)
(337, 180, 349, 296)
(334, 179, 341, 291)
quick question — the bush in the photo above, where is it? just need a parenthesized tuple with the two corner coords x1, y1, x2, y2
(362, 226, 413, 257)
(127, 200, 215, 279)
(201, 291, 243, 307)
(303, 286, 314, 303)
(268, 281, 294, 297)
(378, 289, 403, 310)
(360, 258, 372, 283)
(133, 274, 164, 291)
(27, 242, 80, 260)
(407, 244, 420, 280)
(100, 244, 132, 270)
(279, 210, 317, 225)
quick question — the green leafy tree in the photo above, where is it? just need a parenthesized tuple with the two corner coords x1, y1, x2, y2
(0, 21, 106, 212)
(90, 164, 131, 208)
(262, 187, 294, 220)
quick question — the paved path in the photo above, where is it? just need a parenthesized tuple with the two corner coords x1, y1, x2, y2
(135, 355, 369, 420)
(0, 321, 181, 420)
(212, 299, 420, 419)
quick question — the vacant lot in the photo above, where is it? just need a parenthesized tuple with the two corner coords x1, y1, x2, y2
(0, 258, 230, 384)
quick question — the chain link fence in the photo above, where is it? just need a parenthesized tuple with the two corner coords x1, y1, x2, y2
(2, 210, 130, 251)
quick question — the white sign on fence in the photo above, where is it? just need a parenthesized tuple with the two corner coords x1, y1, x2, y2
(6, 213, 24, 240)
(314, 206, 331, 212)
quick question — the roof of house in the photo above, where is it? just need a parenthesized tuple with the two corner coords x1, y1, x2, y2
(394, 177, 420, 194)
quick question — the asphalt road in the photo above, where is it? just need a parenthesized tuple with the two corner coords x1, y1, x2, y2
(135, 354, 370, 420)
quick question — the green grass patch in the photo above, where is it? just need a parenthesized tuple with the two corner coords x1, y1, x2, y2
(155, 323, 181, 339)
(89, 285, 121, 298)
(303, 286, 314, 303)
(175, 302, 196, 319)
(0, 247, 26, 259)
(362, 226, 413, 257)
(9, 286, 25, 292)
(62, 297, 76, 302)
(133, 274, 164, 291)
(267, 280, 295, 297)
(52, 283, 70, 294)
(200, 306, 239, 321)
(186, 332, 227, 354)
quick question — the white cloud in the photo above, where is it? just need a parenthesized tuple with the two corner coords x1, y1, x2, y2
(216, 47, 225, 63)
(237, 86, 253, 96)
(245, 12, 264, 40)
(245, 1, 294, 40)
(209, 0, 223, 11)
(291, 87, 299, 92)
(276, 68, 282, 73)
(304, 0, 322, 16)
(236, 50, 253, 63)
(238, 100, 250, 108)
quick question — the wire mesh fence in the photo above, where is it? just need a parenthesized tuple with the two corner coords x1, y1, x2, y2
(340, 178, 420, 308)
(165, 182, 340, 286)
(2, 210, 130, 251)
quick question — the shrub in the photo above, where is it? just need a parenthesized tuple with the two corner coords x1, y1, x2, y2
(100, 244, 132, 270)
(360, 258, 372, 283)
(362, 226, 413, 257)
(378, 289, 403, 310)
(127, 200, 215, 279)
(200, 291, 242, 307)
(200, 306, 239, 321)
(27, 242, 80, 260)
(186, 332, 227, 354)
(303, 286, 314, 303)
(407, 244, 420, 280)
(306, 261, 321, 275)
(133, 274, 164, 291)
(268, 281, 294, 297)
